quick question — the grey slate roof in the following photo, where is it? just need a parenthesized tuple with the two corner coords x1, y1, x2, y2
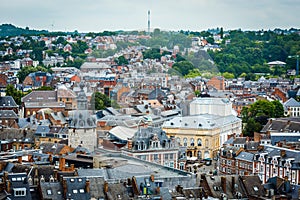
(40, 182, 63, 200)
(0, 110, 18, 119)
(0, 96, 18, 107)
(284, 97, 300, 107)
(21, 90, 57, 103)
(235, 151, 254, 162)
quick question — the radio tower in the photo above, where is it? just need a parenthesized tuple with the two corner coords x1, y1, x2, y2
(147, 10, 150, 35)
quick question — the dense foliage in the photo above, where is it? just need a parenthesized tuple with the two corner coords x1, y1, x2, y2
(208, 30, 300, 79)
(241, 100, 284, 137)
(5, 84, 24, 105)
(90, 92, 111, 110)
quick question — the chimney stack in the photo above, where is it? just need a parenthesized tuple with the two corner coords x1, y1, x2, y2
(127, 139, 133, 150)
(103, 181, 108, 193)
(59, 157, 65, 171)
(150, 174, 154, 182)
(53, 170, 58, 181)
(6, 180, 11, 194)
(63, 179, 67, 199)
(221, 176, 226, 193)
(18, 156, 22, 164)
(85, 179, 90, 193)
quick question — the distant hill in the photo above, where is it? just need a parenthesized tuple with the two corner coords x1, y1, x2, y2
(0, 24, 49, 37)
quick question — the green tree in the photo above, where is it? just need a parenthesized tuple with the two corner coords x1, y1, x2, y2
(172, 61, 195, 76)
(5, 84, 23, 105)
(115, 55, 128, 65)
(242, 99, 284, 137)
(222, 72, 235, 79)
(271, 100, 284, 118)
(90, 92, 111, 110)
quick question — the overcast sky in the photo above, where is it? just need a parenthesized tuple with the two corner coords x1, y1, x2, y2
(1, 0, 299, 32)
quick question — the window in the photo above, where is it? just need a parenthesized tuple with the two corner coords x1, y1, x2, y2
(169, 153, 173, 160)
(154, 154, 158, 160)
(197, 139, 202, 146)
(205, 139, 209, 148)
(47, 189, 52, 195)
(14, 188, 26, 197)
(180, 162, 185, 170)
(169, 161, 174, 168)
(183, 138, 187, 147)
(73, 189, 78, 194)
(190, 138, 194, 146)
(164, 154, 168, 160)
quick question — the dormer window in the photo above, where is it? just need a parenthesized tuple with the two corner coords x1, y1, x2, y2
(14, 188, 26, 197)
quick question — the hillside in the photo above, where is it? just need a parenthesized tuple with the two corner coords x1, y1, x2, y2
(0, 24, 48, 37)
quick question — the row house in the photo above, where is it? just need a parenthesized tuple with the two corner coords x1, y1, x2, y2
(254, 146, 300, 185)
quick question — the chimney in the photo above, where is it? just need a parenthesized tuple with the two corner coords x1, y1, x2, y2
(70, 164, 75, 171)
(150, 174, 154, 182)
(103, 181, 108, 193)
(0, 162, 4, 172)
(63, 179, 67, 199)
(49, 154, 53, 163)
(53, 170, 58, 181)
(231, 176, 235, 192)
(221, 176, 226, 193)
(127, 139, 133, 150)
(6, 180, 11, 194)
(28, 154, 33, 162)
(18, 156, 22, 164)
(85, 179, 90, 193)
(59, 157, 65, 171)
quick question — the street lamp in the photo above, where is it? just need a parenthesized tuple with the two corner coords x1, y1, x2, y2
(288, 55, 299, 76)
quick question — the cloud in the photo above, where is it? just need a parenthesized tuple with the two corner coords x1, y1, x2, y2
(1, 0, 299, 32)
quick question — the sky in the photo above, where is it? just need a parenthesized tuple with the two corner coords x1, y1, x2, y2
(1, 0, 300, 33)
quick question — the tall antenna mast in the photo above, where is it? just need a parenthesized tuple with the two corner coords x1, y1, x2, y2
(148, 10, 150, 35)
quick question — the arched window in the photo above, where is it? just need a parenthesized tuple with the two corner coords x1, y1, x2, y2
(176, 137, 181, 145)
(190, 138, 194, 146)
(197, 151, 202, 159)
(183, 138, 187, 147)
(197, 139, 202, 146)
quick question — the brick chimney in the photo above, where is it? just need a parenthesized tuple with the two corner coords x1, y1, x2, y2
(103, 181, 108, 193)
(150, 174, 154, 182)
(59, 157, 65, 171)
(70, 164, 75, 171)
(85, 179, 90, 193)
(18, 156, 22, 164)
(63, 179, 67, 199)
(49, 154, 53, 163)
(221, 176, 226, 193)
(6, 180, 11, 194)
(127, 139, 133, 150)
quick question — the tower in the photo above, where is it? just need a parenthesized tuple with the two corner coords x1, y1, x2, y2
(147, 10, 150, 35)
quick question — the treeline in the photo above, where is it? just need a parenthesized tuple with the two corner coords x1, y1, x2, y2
(208, 30, 300, 79)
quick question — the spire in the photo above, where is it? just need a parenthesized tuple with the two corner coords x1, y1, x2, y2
(77, 82, 88, 110)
